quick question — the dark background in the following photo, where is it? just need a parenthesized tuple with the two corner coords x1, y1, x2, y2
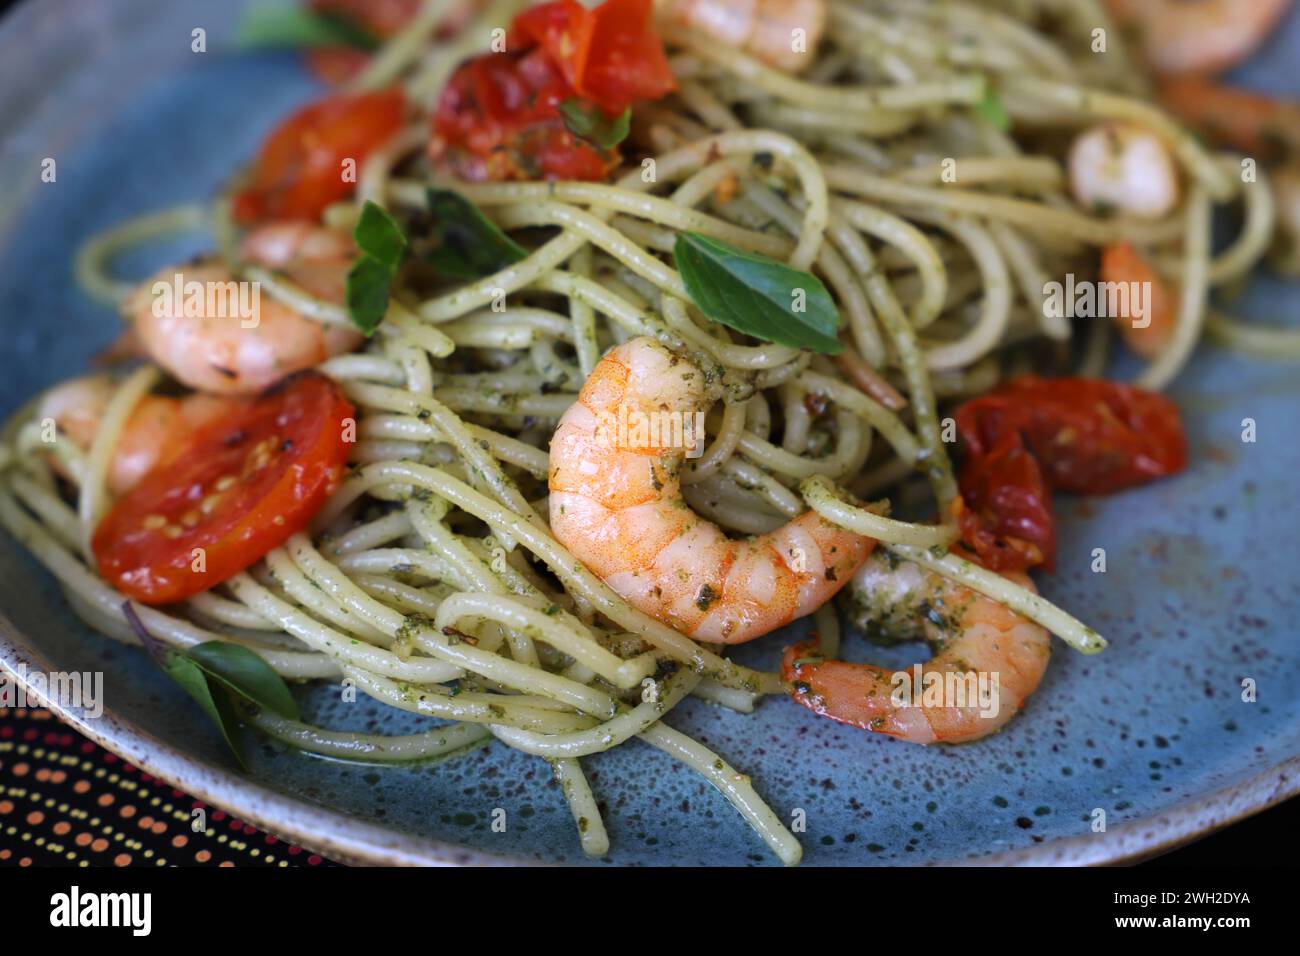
(0, 0, 1293, 868)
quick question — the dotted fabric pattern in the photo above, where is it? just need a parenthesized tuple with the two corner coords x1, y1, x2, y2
(0, 707, 339, 867)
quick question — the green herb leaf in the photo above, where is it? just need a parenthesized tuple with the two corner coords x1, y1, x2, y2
(976, 80, 1011, 132)
(346, 257, 395, 334)
(122, 603, 299, 770)
(186, 642, 300, 721)
(558, 99, 631, 150)
(355, 200, 409, 270)
(674, 232, 842, 354)
(235, 6, 378, 51)
(424, 188, 528, 280)
(159, 652, 248, 769)
(346, 200, 410, 335)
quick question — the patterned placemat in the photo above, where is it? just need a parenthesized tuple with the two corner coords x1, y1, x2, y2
(0, 707, 339, 867)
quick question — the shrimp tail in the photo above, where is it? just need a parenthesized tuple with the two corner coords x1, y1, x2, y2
(782, 640, 937, 742)
(782, 554, 1053, 745)
(1100, 242, 1179, 359)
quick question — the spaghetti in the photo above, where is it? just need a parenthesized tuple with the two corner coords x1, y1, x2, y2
(1, 0, 1297, 865)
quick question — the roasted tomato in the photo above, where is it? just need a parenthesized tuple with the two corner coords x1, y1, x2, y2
(952, 417, 1055, 573)
(430, 0, 675, 182)
(432, 48, 620, 181)
(92, 374, 354, 605)
(511, 0, 677, 114)
(232, 88, 407, 225)
(953, 377, 1188, 571)
(990, 377, 1188, 493)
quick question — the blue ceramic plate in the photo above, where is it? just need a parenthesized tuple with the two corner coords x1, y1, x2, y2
(0, 1, 1297, 866)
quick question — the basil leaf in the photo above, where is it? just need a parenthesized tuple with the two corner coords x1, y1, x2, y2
(235, 6, 378, 51)
(123, 603, 249, 769)
(121, 602, 300, 770)
(558, 99, 631, 150)
(346, 201, 409, 335)
(976, 80, 1011, 132)
(674, 232, 842, 354)
(345, 258, 394, 335)
(186, 642, 300, 721)
(355, 200, 408, 270)
(424, 189, 528, 280)
(163, 653, 248, 769)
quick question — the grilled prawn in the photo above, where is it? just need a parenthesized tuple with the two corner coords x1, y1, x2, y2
(548, 336, 874, 644)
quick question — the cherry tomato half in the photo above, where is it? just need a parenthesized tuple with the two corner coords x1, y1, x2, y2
(92, 374, 354, 605)
(430, 0, 675, 183)
(953, 422, 1054, 573)
(981, 377, 1188, 494)
(953, 376, 1188, 572)
(511, 0, 676, 115)
(432, 49, 619, 182)
(232, 88, 407, 225)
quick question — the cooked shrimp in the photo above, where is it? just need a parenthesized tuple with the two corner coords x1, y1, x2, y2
(1105, 0, 1292, 76)
(1157, 76, 1300, 162)
(124, 223, 362, 395)
(1100, 242, 1179, 359)
(38, 374, 232, 496)
(1151, 78, 1300, 272)
(656, 0, 826, 74)
(548, 336, 874, 644)
(781, 551, 1050, 744)
(1068, 122, 1180, 220)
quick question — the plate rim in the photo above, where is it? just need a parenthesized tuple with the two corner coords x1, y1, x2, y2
(0, 606, 515, 867)
(0, 0, 1295, 869)
(3, 606, 1294, 866)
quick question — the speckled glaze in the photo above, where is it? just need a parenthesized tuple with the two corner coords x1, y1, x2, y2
(0, 1, 1297, 866)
